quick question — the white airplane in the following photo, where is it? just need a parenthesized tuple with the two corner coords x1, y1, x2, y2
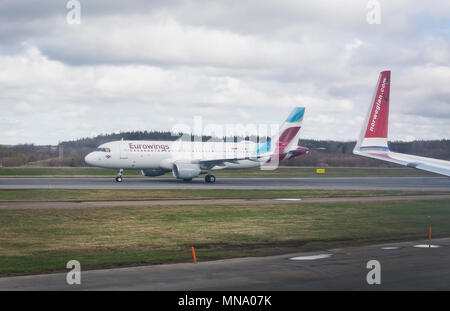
(85, 107, 309, 182)
(353, 70, 450, 176)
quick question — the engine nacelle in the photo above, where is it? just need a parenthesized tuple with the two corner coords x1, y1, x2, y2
(172, 162, 201, 180)
(141, 168, 170, 177)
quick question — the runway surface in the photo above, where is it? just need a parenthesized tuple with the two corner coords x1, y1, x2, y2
(1, 238, 449, 290)
(1, 194, 449, 209)
(1, 177, 449, 190)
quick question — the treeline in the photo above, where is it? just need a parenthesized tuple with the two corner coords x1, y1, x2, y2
(0, 144, 59, 167)
(0, 130, 449, 167)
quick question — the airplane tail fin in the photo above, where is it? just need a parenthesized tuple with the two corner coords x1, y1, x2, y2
(257, 107, 306, 161)
(354, 70, 391, 153)
(276, 107, 305, 155)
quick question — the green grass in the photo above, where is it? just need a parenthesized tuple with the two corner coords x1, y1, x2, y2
(0, 199, 449, 275)
(0, 167, 437, 178)
(0, 189, 447, 202)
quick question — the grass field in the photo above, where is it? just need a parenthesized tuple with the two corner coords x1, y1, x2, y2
(0, 166, 437, 178)
(0, 189, 447, 202)
(0, 198, 449, 275)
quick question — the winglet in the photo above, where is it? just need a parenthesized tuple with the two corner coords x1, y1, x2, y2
(354, 70, 391, 153)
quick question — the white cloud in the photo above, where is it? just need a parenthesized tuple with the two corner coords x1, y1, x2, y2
(0, 0, 449, 145)
(12, 102, 34, 114)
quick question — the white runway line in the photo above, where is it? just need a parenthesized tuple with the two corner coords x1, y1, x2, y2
(381, 246, 401, 250)
(289, 254, 333, 260)
(274, 198, 302, 201)
(413, 244, 441, 248)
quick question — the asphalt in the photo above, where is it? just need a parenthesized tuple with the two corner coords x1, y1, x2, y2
(1, 238, 449, 290)
(0, 176, 449, 190)
(0, 194, 449, 209)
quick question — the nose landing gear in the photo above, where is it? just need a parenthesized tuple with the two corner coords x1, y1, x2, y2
(205, 174, 216, 183)
(115, 169, 124, 182)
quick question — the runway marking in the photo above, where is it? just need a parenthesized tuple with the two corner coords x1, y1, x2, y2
(381, 247, 400, 250)
(289, 254, 333, 260)
(274, 198, 302, 201)
(0, 194, 449, 209)
(413, 244, 441, 248)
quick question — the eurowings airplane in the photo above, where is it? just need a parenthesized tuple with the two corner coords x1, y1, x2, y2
(85, 107, 309, 182)
(353, 70, 450, 176)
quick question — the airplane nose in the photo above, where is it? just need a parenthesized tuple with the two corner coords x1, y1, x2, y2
(84, 153, 95, 166)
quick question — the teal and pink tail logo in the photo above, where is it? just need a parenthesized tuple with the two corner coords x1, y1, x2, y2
(260, 107, 308, 163)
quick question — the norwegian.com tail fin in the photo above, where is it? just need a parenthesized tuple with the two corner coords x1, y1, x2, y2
(354, 70, 391, 153)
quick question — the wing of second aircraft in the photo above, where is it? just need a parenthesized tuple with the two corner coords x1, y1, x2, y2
(353, 70, 450, 176)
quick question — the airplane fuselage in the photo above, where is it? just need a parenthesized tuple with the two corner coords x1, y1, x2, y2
(84, 107, 309, 182)
(85, 140, 265, 171)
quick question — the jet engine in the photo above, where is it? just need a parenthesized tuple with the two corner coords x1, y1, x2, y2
(141, 168, 170, 177)
(172, 162, 201, 180)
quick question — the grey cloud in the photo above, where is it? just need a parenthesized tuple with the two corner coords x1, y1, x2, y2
(0, 0, 449, 144)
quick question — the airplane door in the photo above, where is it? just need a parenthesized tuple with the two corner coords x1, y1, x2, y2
(120, 141, 128, 159)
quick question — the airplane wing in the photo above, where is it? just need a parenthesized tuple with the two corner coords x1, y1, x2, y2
(354, 149, 450, 176)
(194, 157, 263, 170)
(353, 70, 450, 177)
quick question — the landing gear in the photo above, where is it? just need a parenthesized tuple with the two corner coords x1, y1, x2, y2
(115, 169, 124, 182)
(205, 174, 216, 183)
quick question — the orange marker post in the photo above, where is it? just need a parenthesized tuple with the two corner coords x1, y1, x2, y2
(191, 246, 198, 264)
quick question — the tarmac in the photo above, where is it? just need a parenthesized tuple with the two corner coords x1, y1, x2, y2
(1, 238, 449, 290)
(0, 194, 449, 209)
(0, 176, 449, 190)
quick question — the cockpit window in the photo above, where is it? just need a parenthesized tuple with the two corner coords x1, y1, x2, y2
(95, 148, 111, 152)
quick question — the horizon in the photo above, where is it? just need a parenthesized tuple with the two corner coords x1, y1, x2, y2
(1, 130, 449, 147)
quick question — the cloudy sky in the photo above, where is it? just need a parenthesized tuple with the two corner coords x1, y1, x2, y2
(1, 0, 449, 145)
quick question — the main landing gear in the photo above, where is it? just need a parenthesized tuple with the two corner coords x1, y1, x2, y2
(115, 169, 124, 182)
(205, 174, 216, 183)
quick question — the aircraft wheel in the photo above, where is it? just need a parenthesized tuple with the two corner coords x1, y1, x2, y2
(205, 175, 216, 183)
(115, 176, 123, 182)
(209, 175, 216, 183)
